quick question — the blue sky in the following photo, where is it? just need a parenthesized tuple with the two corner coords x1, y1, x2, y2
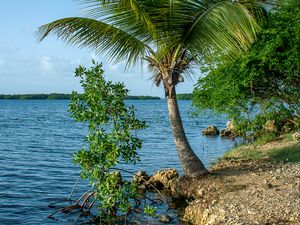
(0, 1, 197, 97)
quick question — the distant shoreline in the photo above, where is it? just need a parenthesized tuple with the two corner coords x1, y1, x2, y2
(0, 94, 161, 100)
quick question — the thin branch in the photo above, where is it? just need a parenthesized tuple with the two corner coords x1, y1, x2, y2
(68, 175, 81, 200)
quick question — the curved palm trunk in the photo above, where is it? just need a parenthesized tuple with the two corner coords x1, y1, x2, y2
(166, 86, 208, 176)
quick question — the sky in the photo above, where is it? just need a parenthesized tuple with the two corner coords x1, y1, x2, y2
(0, 1, 198, 97)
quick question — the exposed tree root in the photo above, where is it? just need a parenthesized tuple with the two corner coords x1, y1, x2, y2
(48, 169, 169, 222)
(48, 185, 96, 220)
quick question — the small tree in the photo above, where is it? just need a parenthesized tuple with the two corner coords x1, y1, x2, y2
(69, 61, 147, 221)
(193, 0, 300, 137)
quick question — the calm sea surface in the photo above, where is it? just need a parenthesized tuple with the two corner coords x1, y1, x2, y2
(0, 100, 236, 224)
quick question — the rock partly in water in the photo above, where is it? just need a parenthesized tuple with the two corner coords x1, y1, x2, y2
(226, 120, 235, 131)
(148, 168, 179, 190)
(221, 120, 237, 139)
(133, 170, 149, 188)
(220, 129, 236, 139)
(202, 126, 220, 135)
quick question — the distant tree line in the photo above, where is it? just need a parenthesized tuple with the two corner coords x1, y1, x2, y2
(0, 93, 71, 100)
(126, 95, 160, 100)
(0, 94, 160, 100)
(176, 93, 192, 100)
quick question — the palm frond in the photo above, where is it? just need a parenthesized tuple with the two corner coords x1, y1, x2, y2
(38, 0, 268, 81)
(37, 17, 153, 68)
(169, 0, 263, 63)
(77, 0, 158, 39)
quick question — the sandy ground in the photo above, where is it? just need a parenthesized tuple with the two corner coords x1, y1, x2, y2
(171, 140, 300, 225)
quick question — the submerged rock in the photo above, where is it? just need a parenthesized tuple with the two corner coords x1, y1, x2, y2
(202, 126, 220, 135)
(158, 214, 172, 223)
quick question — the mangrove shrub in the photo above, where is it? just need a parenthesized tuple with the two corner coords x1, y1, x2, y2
(69, 61, 147, 220)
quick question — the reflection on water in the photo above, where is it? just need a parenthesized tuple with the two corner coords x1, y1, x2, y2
(0, 100, 236, 224)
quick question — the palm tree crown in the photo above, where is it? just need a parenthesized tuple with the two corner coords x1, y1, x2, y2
(38, 0, 263, 88)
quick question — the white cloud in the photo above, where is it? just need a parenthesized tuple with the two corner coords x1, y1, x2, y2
(0, 60, 4, 67)
(40, 56, 53, 71)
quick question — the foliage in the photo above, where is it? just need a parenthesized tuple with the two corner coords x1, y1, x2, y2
(0, 94, 57, 100)
(126, 95, 160, 100)
(267, 143, 300, 163)
(193, 0, 300, 137)
(223, 140, 300, 163)
(46, 93, 71, 100)
(254, 133, 277, 145)
(144, 205, 157, 217)
(69, 61, 147, 217)
(176, 93, 192, 100)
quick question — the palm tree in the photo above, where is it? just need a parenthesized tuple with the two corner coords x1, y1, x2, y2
(38, 0, 265, 176)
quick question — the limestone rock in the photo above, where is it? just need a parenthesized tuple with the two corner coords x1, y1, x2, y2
(220, 120, 237, 139)
(226, 120, 235, 131)
(292, 131, 300, 140)
(148, 168, 179, 189)
(133, 170, 149, 187)
(220, 129, 236, 139)
(264, 120, 277, 133)
(202, 125, 220, 135)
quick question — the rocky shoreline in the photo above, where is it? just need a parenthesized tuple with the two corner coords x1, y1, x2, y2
(137, 139, 300, 224)
(177, 159, 300, 224)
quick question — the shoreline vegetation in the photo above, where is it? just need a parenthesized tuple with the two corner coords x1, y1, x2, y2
(176, 93, 192, 100)
(0, 93, 161, 100)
